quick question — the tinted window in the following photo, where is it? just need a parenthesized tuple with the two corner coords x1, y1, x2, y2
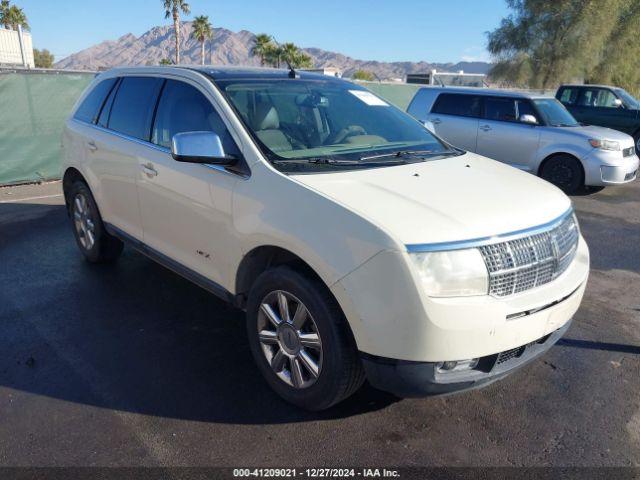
(151, 80, 240, 155)
(579, 88, 618, 108)
(108, 77, 164, 140)
(97, 78, 120, 128)
(432, 93, 481, 118)
(74, 78, 117, 124)
(559, 87, 578, 105)
(484, 97, 517, 122)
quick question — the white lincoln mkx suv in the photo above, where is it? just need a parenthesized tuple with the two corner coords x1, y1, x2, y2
(62, 66, 590, 410)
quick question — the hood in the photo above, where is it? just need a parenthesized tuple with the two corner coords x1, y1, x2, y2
(564, 124, 635, 146)
(292, 152, 571, 247)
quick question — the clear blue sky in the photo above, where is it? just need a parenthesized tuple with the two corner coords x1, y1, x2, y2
(19, 0, 509, 63)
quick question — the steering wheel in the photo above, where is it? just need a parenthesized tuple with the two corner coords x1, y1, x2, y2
(331, 125, 367, 144)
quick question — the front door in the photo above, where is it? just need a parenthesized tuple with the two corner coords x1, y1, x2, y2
(476, 97, 541, 171)
(135, 78, 243, 287)
(575, 87, 636, 134)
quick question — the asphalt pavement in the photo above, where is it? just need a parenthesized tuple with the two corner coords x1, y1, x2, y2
(0, 179, 638, 467)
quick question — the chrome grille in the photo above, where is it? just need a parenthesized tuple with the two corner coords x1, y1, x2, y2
(479, 213, 579, 297)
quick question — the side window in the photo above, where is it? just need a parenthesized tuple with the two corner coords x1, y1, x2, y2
(97, 78, 120, 128)
(484, 97, 517, 122)
(579, 88, 618, 108)
(432, 94, 481, 118)
(516, 99, 539, 122)
(74, 78, 118, 124)
(559, 88, 578, 105)
(108, 77, 164, 140)
(151, 79, 240, 156)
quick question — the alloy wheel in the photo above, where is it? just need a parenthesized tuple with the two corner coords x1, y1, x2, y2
(257, 290, 323, 389)
(73, 193, 96, 250)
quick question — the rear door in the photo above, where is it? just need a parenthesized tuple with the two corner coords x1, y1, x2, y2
(88, 76, 164, 240)
(557, 86, 582, 120)
(427, 93, 481, 151)
(476, 97, 541, 171)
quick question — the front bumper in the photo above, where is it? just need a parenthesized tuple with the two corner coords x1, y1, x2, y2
(583, 149, 639, 186)
(362, 318, 572, 397)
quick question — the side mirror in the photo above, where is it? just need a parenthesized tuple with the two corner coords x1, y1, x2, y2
(171, 131, 237, 165)
(614, 98, 624, 108)
(519, 114, 538, 125)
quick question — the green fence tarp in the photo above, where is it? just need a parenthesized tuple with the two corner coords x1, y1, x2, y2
(358, 82, 421, 111)
(0, 72, 94, 185)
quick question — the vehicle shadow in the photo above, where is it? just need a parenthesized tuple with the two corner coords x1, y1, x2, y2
(0, 202, 399, 425)
(558, 338, 640, 355)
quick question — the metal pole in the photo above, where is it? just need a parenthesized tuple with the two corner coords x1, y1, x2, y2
(17, 25, 28, 68)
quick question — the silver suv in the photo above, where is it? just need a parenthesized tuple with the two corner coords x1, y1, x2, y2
(407, 87, 638, 193)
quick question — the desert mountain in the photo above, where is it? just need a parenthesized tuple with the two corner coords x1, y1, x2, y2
(55, 22, 491, 79)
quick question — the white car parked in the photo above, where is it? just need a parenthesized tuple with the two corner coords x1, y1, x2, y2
(407, 87, 639, 193)
(62, 67, 589, 410)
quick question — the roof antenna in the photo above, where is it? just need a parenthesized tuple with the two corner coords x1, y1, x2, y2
(271, 36, 299, 78)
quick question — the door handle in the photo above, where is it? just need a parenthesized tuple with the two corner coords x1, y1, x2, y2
(141, 163, 158, 177)
(431, 118, 442, 125)
(479, 124, 492, 132)
(87, 140, 98, 152)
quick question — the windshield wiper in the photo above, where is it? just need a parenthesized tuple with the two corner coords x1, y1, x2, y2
(359, 149, 459, 161)
(307, 157, 409, 166)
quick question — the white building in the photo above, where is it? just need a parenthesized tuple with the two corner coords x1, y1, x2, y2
(0, 26, 35, 68)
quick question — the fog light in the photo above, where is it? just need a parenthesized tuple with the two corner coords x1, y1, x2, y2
(436, 358, 479, 374)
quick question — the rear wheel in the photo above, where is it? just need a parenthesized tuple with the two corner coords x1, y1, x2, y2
(246, 266, 364, 410)
(540, 154, 584, 194)
(67, 181, 123, 263)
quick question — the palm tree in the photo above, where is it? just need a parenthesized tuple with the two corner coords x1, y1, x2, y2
(250, 33, 273, 66)
(163, 0, 190, 64)
(191, 15, 212, 65)
(0, 0, 29, 30)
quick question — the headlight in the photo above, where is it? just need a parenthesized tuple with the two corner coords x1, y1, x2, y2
(409, 249, 489, 297)
(589, 139, 620, 151)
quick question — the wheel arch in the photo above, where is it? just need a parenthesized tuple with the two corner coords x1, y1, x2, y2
(235, 245, 330, 310)
(62, 167, 89, 211)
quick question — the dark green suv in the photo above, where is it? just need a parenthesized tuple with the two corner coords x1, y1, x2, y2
(556, 84, 640, 154)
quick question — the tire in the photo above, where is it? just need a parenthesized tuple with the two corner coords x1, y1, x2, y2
(539, 154, 584, 194)
(67, 181, 123, 263)
(634, 131, 640, 156)
(246, 266, 365, 410)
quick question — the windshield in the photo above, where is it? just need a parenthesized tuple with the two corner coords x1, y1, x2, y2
(533, 98, 579, 127)
(614, 88, 640, 109)
(215, 78, 456, 172)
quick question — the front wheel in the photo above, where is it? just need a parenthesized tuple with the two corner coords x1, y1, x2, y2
(634, 131, 640, 156)
(246, 266, 364, 410)
(539, 155, 584, 194)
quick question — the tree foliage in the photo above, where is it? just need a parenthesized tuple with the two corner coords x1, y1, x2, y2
(250, 34, 313, 69)
(352, 70, 375, 81)
(163, 0, 190, 64)
(488, 0, 640, 95)
(33, 48, 53, 68)
(191, 15, 213, 65)
(0, 0, 29, 30)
